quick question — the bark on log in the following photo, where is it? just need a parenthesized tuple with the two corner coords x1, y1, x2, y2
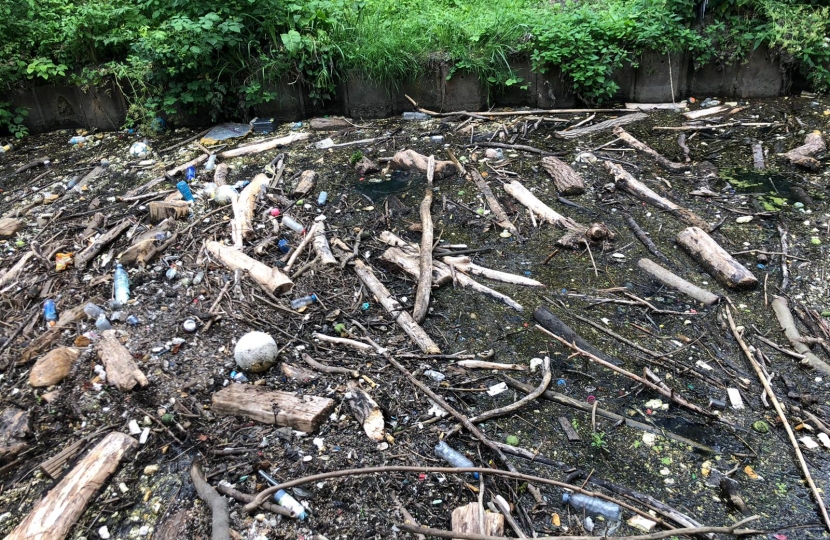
(676, 227, 758, 289)
(555, 113, 647, 139)
(218, 132, 310, 159)
(541, 156, 585, 195)
(468, 167, 519, 236)
(5, 432, 137, 540)
(312, 222, 337, 267)
(614, 127, 689, 170)
(0, 217, 24, 238)
(413, 156, 435, 323)
(451, 503, 504, 538)
(211, 383, 335, 433)
(604, 161, 709, 230)
(781, 131, 826, 170)
(352, 258, 441, 354)
(503, 180, 581, 230)
(206, 241, 293, 294)
(771, 296, 830, 376)
(533, 305, 621, 366)
(148, 201, 189, 224)
(214, 163, 230, 186)
(345, 381, 385, 441)
(390, 149, 458, 180)
(95, 330, 149, 391)
(292, 170, 317, 197)
(637, 258, 720, 305)
(75, 219, 132, 268)
(231, 172, 269, 247)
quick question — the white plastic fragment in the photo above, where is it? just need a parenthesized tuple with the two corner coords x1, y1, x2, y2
(128, 419, 141, 435)
(315, 138, 334, 149)
(726, 388, 744, 409)
(627, 515, 656, 532)
(486, 382, 508, 396)
(529, 358, 543, 372)
(800, 436, 820, 449)
(98, 526, 111, 539)
(818, 432, 830, 448)
(140, 427, 150, 445)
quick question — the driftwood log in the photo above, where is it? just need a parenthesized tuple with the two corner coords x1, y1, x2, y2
(312, 222, 337, 267)
(95, 330, 149, 391)
(555, 113, 647, 139)
(206, 240, 293, 294)
(0, 251, 35, 288)
(413, 156, 435, 323)
(345, 381, 385, 441)
(614, 127, 689, 170)
(604, 161, 709, 230)
(231, 172, 269, 247)
(542, 156, 585, 195)
(0, 217, 24, 238)
(29, 347, 81, 387)
(211, 384, 334, 432)
(503, 180, 581, 231)
(190, 459, 230, 540)
(676, 227, 758, 289)
(292, 170, 317, 197)
(75, 219, 133, 268)
(637, 258, 720, 305)
(218, 132, 310, 159)
(148, 201, 189, 223)
(452, 503, 504, 537)
(451, 151, 519, 237)
(533, 306, 621, 366)
(5, 432, 137, 540)
(442, 256, 544, 287)
(770, 296, 830, 376)
(781, 131, 826, 170)
(390, 149, 458, 180)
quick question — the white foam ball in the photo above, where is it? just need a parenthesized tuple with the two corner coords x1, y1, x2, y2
(129, 141, 151, 159)
(234, 331, 277, 373)
(215, 185, 238, 205)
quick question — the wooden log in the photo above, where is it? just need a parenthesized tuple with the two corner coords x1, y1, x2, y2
(541, 156, 585, 195)
(148, 201, 189, 223)
(413, 155, 435, 323)
(0, 251, 35, 288)
(0, 217, 24, 238)
(118, 238, 155, 267)
(214, 163, 230, 185)
(312, 222, 337, 267)
(292, 170, 317, 197)
(0, 407, 30, 462)
(604, 161, 709, 230)
(451, 503, 504, 539)
(5, 432, 137, 540)
(345, 381, 385, 441)
(442, 256, 544, 287)
(771, 296, 830, 376)
(206, 240, 293, 294)
(503, 180, 581, 231)
(558, 416, 581, 441)
(555, 112, 647, 140)
(457, 360, 527, 371)
(676, 227, 757, 289)
(614, 127, 689, 170)
(637, 258, 720, 305)
(81, 212, 106, 241)
(96, 330, 149, 391)
(218, 132, 310, 159)
(75, 219, 132, 268)
(352, 258, 441, 354)
(211, 383, 335, 432)
(29, 347, 81, 387)
(232, 172, 269, 247)
(752, 142, 765, 170)
(280, 362, 319, 382)
(624, 213, 670, 264)
(390, 149, 458, 180)
(533, 305, 621, 366)
(781, 131, 826, 170)
(310, 117, 353, 130)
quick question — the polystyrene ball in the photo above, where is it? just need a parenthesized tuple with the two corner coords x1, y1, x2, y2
(129, 141, 151, 159)
(215, 184, 238, 205)
(234, 331, 277, 373)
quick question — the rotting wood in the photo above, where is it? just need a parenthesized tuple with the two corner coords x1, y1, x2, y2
(292, 170, 317, 197)
(96, 330, 149, 391)
(676, 226, 758, 289)
(541, 156, 585, 195)
(206, 240, 293, 294)
(457, 360, 526, 371)
(75, 219, 132, 268)
(533, 305, 621, 366)
(218, 132, 310, 159)
(281, 362, 319, 382)
(452, 503, 505, 538)
(443, 256, 544, 287)
(390, 149, 458, 179)
(231, 172, 270, 247)
(414, 155, 435, 324)
(352, 258, 440, 354)
(211, 383, 335, 433)
(555, 113, 647, 140)
(637, 258, 720, 305)
(312, 221, 337, 267)
(148, 201, 189, 223)
(781, 130, 826, 170)
(503, 180, 581, 231)
(614, 127, 689, 170)
(5, 432, 137, 540)
(190, 458, 230, 540)
(770, 296, 830, 376)
(0, 217, 23, 237)
(214, 163, 230, 185)
(604, 161, 709, 230)
(346, 380, 385, 441)
(558, 417, 581, 441)
(118, 238, 155, 267)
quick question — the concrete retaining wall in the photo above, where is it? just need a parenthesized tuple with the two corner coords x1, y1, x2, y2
(5, 48, 787, 134)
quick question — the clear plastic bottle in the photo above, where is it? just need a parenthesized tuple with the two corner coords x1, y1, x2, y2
(424, 369, 445, 381)
(84, 303, 105, 319)
(113, 264, 130, 306)
(43, 299, 58, 327)
(230, 370, 249, 383)
(204, 154, 217, 171)
(291, 294, 317, 310)
(69, 136, 89, 145)
(562, 493, 622, 521)
(95, 314, 113, 331)
(403, 112, 430, 121)
(281, 215, 306, 234)
(434, 441, 480, 479)
(258, 471, 308, 519)
(317, 191, 328, 206)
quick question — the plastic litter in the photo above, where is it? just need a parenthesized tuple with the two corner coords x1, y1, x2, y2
(200, 123, 252, 145)
(129, 141, 151, 158)
(69, 136, 90, 145)
(317, 191, 328, 206)
(176, 180, 194, 202)
(113, 264, 130, 306)
(562, 492, 622, 521)
(282, 215, 306, 234)
(434, 441, 480, 480)
(423, 369, 445, 381)
(278, 239, 290, 254)
(95, 314, 113, 331)
(291, 294, 318, 310)
(204, 154, 217, 171)
(43, 299, 58, 326)
(84, 303, 105, 319)
(258, 470, 308, 519)
(185, 166, 196, 181)
(403, 112, 430, 121)
(183, 319, 198, 333)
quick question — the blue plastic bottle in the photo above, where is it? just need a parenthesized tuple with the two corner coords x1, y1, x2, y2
(185, 166, 196, 181)
(177, 180, 194, 202)
(43, 300, 58, 326)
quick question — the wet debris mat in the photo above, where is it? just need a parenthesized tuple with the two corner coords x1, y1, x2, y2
(1, 96, 830, 539)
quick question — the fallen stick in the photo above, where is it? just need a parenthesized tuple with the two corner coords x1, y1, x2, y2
(218, 132, 310, 159)
(536, 325, 718, 419)
(457, 360, 527, 371)
(781, 130, 826, 170)
(95, 330, 149, 391)
(312, 332, 375, 352)
(311, 221, 337, 267)
(725, 306, 830, 532)
(301, 352, 359, 378)
(413, 155, 435, 323)
(770, 296, 830, 376)
(190, 459, 230, 540)
(345, 380, 385, 441)
(0, 251, 35, 288)
(284, 221, 319, 273)
(447, 150, 519, 237)
(778, 224, 791, 291)
(215, 482, 295, 518)
(443, 255, 544, 287)
(206, 240, 293, 294)
(555, 113, 648, 140)
(624, 213, 671, 263)
(614, 127, 689, 170)
(637, 258, 720, 305)
(533, 306, 621, 366)
(231, 173, 269, 247)
(352, 259, 440, 354)
(604, 161, 708, 230)
(503, 180, 581, 231)
(542, 156, 585, 195)
(75, 219, 133, 268)
(5, 432, 137, 540)
(676, 227, 758, 289)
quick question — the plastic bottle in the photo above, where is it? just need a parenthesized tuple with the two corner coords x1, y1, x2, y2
(185, 166, 197, 181)
(278, 239, 290, 254)
(258, 471, 308, 519)
(282, 215, 306, 234)
(230, 370, 249, 383)
(434, 441, 480, 479)
(291, 294, 317, 310)
(95, 314, 113, 331)
(43, 300, 58, 327)
(429, 135, 444, 143)
(317, 191, 328, 206)
(204, 154, 217, 171)
(424, 369, 445, 382)
(126, 315, 140, 326)
(166, 265, 178, 280)
(69, 136, 89, 145)
(84, 303, 105, 319)
(176, 180, 194, 202)
(562, 493, 622, 521)
(113, 264, 130, 306)
(403, 112, 430, 121)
